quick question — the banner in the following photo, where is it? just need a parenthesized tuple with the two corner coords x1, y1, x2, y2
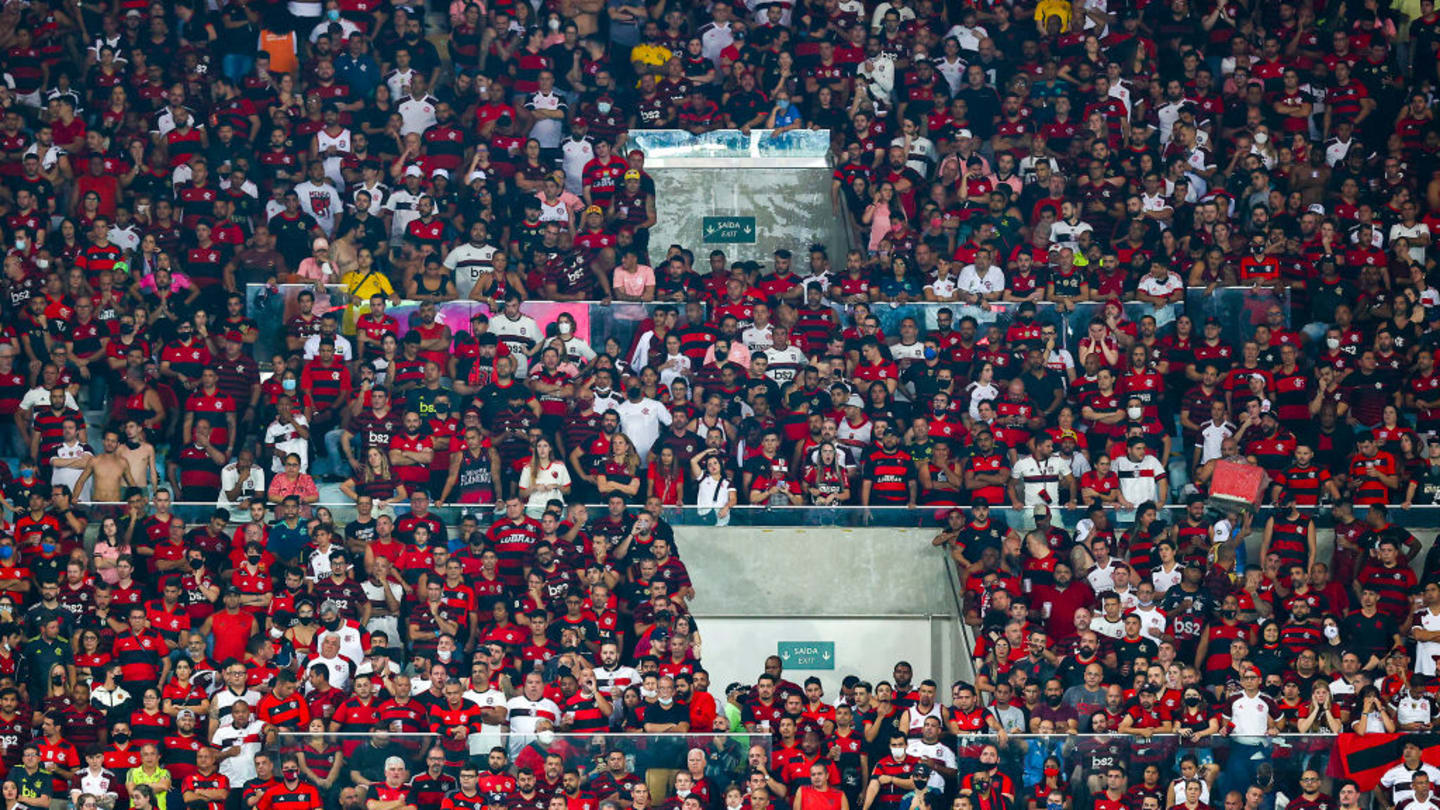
(1329, 733, 1440, 791)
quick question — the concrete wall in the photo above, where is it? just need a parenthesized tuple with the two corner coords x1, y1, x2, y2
(696, 615, 964, 700)
(649, 166, 851, 266)
(676, 527, 967, 694)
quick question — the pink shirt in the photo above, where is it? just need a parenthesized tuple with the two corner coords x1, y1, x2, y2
(612, 263, 655, 298)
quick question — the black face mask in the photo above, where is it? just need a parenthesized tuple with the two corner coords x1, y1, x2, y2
(112, 732, 130, 744)
(627, 387, 642, 401)
(1220, 609, 1237, 619)
(246, 555, 261, 565)
(1184, 696, 1202, 707)
(324, 618, 342, 631)
(298, 616, 314, 625)
(120, 324, 134, 335)
(188, 558, 204, 570)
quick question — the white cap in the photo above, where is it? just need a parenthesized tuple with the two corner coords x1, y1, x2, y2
(465, 170, 486, 184)
(955, 128, 973, 139)
(403, 165, 423, 178)
(845, 394, 863, 408)
(430, 168, 450, 179)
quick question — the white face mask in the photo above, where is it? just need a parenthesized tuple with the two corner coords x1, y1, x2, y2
(559, 322, 572, 335)
(640, 687, 657, 699)
(676, 790, 691, 799)
(438, 648, 453, 661)
(548, 18, 560, 30)
(597, 101, 613, 114)
(536, 729, 555, 745)
(658, 695, 674, 706)
(1126, 407, 1142, 420)
(34, 259, 48, 269)
(1326, 337, 1340, 350)
(890, 747, 906, 760)
(1323, 624, 1339, 640)
(1253, 131, 1268, 145)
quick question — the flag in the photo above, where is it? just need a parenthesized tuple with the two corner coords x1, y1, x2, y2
(1330, 734, 1440, 792)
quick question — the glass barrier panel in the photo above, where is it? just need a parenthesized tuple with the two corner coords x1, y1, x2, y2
(255, 731, 1346, 806)
(73, 502, 1440, 531)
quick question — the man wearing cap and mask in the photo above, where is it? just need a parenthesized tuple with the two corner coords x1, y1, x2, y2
(257, 755, 323, 810)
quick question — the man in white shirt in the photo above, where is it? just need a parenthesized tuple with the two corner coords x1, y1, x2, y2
(50, 419, 91, 496)
(1380, 741, 1440, 806)
(956, 247, 1006, 304)
(904, 717, 956, 793)
(1048, 202, 1093, 250)
(1220, 666, 1279, 795)
(294, 161, 344, 236)
(396, 76, 439, 135)
(211, 699, 264, 785)
(505, 672, 561, 756)
(524, 72, 568, 149)
(1009, 436, 1073, 509)
(219, 449, 265, 513)
(444, 222, 500, 299)
(1111, 437, 1168, 506)
(1131, 581, 1168, 642)
(608, 387, 672, 463)
(463, 659, 508, 757)
(490, 293, 542, 377)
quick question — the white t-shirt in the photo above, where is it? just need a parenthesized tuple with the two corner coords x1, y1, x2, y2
(397, 94, 439, 136)
(1089, 615, 1124, 640)
(607, 397, 672, 462)
(51, 440, 91, 495)
(518, 461, 571, 515)
(1391, 222, 1430, 263)
(303, 333, 354, 361)
(1112, 454, 1166, 504)
(463, 687, 507, 754)
(1011, 454, 1071, 506)
(1381, 762, 1440, 804)
(444, 242, 499, 299)
(1415, 607, 1440, 676)
(1197, 421, 1235, 465)
(504, 695, 561, 748)
(212, 719, 264, 784)
(294, 180, 343, 236)
(1133, 605, 1168, 642)
(904, 740, 955, 791)
(20, 388, 79, 413)
(218, 463, 265, 510)
(265, 415, 310, 473)
(1137, 272, 1184, 299)
(956, 264, 1005, 297)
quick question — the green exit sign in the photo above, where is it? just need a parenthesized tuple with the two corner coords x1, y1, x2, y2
(778, 641, 835, 670)
(702, 216, 757, 243)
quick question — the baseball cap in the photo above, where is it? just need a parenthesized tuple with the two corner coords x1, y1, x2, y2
(845, 394, 863, 408)
(623, 169, 640, 180)
(403, 165, 423, 178)
(224, 330, 245, 343)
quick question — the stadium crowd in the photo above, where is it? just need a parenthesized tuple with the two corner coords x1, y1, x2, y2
(0, 0, 1438, 808)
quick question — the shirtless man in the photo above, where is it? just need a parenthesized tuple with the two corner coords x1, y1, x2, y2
(117, 419, 158, 494)
(74, 429, 135, 503)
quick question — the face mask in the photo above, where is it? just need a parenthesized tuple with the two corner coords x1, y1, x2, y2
(298, 615, 314, 625)
(35, 259, 48, 269)
(1126, 407, 1142, 420)
(246, 554, 261, 565)
(269, 626, 283, 639)
(284, 770, 300, 782)
(974, 781, 990, 792)
(559, 322, 572, 335)
(1326, 337, 1340, 350)
(188, 558, 204, 570)
(597, 101, 613, 114)
(890, 747, 906, 760)
(324, 618, 342, 631)
(438, 648, 453, 662)
(112, 733, 130, 745)
(1220, 609, 1237, 619)
(120, 323, 134, 336)
(548, 17, 560, 30)
(283, 379, 297, 392)
(1324, 624, 1339, 640)
(41, 543, 55, 554)
(327, 9, 340, 20)
(1253, 131, 1268, 145)
(14, 239, 24, 251)
(1043, 767, 1059, 777)
(676, 790, 691, 799)
(1184, 696, 1201, 707)
(627, 387, 642, 401)
(659, 695, 674, 706)
(536, 729, 555, 745)
(923, 347, 937, 361)
(0, 547, 11, 561)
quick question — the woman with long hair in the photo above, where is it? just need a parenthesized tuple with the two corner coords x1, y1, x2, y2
(691, 449, 736, 526)
(595, 433, 641, 501)
(646, 446, 684, 507)
(802, 441, 850, 506)
(339, 447, 408, 506)
(518, 437, 571, 517)
(161, 658, 210, 722)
